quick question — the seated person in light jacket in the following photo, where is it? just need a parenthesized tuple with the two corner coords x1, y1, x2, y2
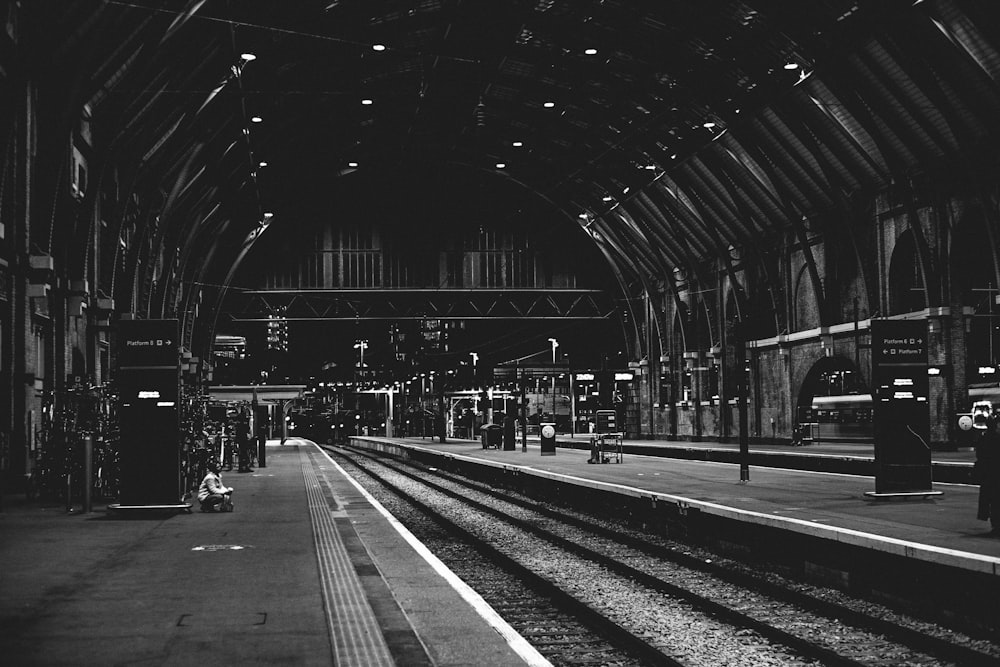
(198, 460, 234, 512)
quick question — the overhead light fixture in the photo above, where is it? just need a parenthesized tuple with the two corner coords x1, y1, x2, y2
(251, 116, 263, 123)
(495, 162, 506, 169)
(543, 101, 555, 108)
(602, 195, 613, 202)
(361, 98, 373, 105)
(784, 62, 799, 70)
(512, 141, 523, 147)
(623, 186, 630, 194)
(348, 161, 359, 167)
(240, 53, 256, 62)
(372, 44, 386, 51)
(702, 121, 716, 128)
(263, 212, 274, 219)
(584, 48, 598, 55)
(644, 164, 656, 170)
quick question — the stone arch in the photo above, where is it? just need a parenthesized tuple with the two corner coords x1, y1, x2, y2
(795, 354, 871, 442)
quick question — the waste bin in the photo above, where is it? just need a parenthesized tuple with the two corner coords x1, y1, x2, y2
(502, 414, 516, 451)
(481, 423, 503, 449)
(540, 422, 556, 456)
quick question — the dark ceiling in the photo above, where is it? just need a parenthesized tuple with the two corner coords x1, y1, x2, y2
(21, 0, 1000, 371)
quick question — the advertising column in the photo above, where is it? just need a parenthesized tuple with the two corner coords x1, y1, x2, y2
(868, 319, 940, 496)
(113, 319, 184, 509)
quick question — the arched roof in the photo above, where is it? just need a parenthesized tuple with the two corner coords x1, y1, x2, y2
(13, 0, 1000, 355)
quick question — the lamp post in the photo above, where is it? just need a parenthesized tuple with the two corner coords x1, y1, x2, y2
(354, 339, 368, 369)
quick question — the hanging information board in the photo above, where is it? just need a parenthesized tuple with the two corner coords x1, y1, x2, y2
(869, 319, 935, 495)
(113, 319, 183, 508)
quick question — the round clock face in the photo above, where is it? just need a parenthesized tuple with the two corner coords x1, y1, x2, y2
(958, 415, 974, 431)
(541, 425, 555, 439)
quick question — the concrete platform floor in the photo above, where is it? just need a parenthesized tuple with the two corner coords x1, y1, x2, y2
(0, 441, 544, 667)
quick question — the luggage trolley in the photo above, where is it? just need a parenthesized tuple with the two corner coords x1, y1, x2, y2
(589, 410, 623, 463)
(588, 432, 623, 463)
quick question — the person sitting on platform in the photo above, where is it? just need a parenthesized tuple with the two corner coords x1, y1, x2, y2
(198, 460, 234, 512)
(973, 401, 1000, 534)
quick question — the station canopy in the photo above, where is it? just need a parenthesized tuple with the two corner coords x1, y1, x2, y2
(34, 1, 1000, 366)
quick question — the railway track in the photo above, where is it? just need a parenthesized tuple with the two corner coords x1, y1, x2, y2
(324, 444, 1000, 666)
(325, 446, 661, 666)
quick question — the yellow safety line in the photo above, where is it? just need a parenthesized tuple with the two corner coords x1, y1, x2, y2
(301, 449, 395, 666)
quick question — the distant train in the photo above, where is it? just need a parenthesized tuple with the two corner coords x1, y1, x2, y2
(801, 394, 873, 443)
(798, 382, 1000, 444)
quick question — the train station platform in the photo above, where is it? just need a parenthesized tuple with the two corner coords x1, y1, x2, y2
(355, 434, 995, 559)
(351, 433, 1000, 632)
(0, 441, 546, 667)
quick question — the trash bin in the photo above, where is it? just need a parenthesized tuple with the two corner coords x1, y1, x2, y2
(481, 423, 503, 449)
(540, 422, 556, 456)
(502, 414, 516, 451)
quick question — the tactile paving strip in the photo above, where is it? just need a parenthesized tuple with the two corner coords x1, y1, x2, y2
(301, 448, 395, 666)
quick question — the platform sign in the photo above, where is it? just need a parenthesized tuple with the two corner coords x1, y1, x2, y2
(870, 319, 932, 494)
(118, 319, 180, 368)
(115, 319, 182, 506)
(595, 410, 617, 434)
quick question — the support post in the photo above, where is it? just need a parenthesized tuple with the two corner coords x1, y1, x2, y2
(735, 324, 750, 482)
(83, 435, 93, 513)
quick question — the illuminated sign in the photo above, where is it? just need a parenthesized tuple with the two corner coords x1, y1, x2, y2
(137, 390, 161, 399)
(575, 373, 595, 381)
(979, 366, 997, 375)
(614, 373, 634, 381)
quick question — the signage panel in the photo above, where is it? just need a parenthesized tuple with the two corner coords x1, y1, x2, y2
(117, 319, 179, 368)
(595, 410, 617, 434)
(870, 319, 932, 493)
(117, 367, 181, 505)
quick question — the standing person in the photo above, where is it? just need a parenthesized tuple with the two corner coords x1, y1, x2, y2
(237, 417, 254, 473)
(198, 460, 234, 512)
(973, 401, 1000, 534)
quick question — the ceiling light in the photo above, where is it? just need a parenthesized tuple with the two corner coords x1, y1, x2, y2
(543, 101, 555, 108)
(240, 53, 256, 62)
(702, 121, 715, 128)
(372, 44, 386, 51)
(495, 162, 506, 169)
(602, 195, 613, 202)
(251, 116, 263, 123)
(361, 98, 373, 105)
(584, 48, 598, 55)
(644, 164, 656, 170)
(258, 161, 268, 167)
(512, 141, 523, 147)
(784, 62, 799, 70)
(263, 212, 274, 219)
(623, 186, 630, 194)
(348, 161, 359, 167)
